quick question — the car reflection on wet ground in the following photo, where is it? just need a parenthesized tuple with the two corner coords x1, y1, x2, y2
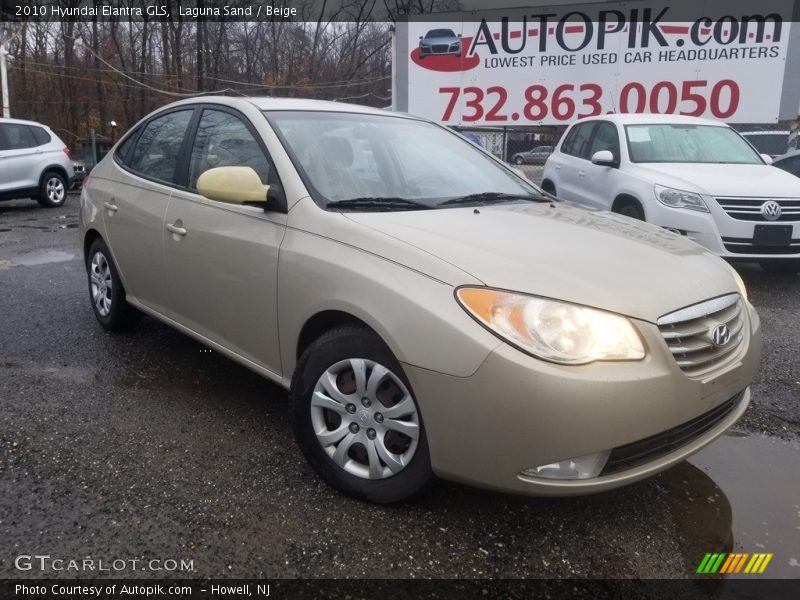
(1, 194, 798, 580)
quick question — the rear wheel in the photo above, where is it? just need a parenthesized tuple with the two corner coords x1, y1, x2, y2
(86, 238, 141, 331)
(291, 326, 432, 503)
(37, 171, 67, 208)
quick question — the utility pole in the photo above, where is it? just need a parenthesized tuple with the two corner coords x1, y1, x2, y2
(0, 21, 10, 118)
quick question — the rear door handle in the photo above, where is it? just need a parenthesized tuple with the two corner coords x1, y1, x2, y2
(103, 201, 118, 212)
(578, 170, 586, 177)
(166, 223, 187, 236)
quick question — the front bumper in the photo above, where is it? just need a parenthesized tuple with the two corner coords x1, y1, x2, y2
(645, 201, 800, 260)
(403, 303, 761, 496)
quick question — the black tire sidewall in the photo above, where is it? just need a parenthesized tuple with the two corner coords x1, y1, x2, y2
(86, 239, 135, 331)
(618, 203, 644, 221)
(291, 327, 433, 503)
(38, 171, 67, 208)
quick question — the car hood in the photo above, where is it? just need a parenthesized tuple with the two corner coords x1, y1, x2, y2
(344, 202, 738, 323)
(631, 163, 800, 197)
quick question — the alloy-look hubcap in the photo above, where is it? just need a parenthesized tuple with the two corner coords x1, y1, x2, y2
(47, 177, 65, 203)
(310, 358, 420, 479)
(90, 252, 113, 317)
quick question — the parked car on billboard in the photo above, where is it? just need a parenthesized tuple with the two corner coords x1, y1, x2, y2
(542, 114, 800, 273)
(418, 28, 462, 58)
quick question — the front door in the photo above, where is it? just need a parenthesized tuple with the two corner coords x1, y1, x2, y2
(162, 108, 286, 374)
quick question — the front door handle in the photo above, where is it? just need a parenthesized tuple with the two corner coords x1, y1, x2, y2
(166, 222, 187, 236)
(103, 201, 118, 212)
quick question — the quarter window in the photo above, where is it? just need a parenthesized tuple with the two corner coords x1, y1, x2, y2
(29, 126, 51, 146)
(188, 109, 271, 190)
(128, 110, 193, 183)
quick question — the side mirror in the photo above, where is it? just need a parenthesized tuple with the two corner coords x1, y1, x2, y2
(197, 166, 268, 205)
(761, 153, 774, 165)
(419, 36, 423, 40)
(591, 150, 617, 167)
(458, 34, 462, 37)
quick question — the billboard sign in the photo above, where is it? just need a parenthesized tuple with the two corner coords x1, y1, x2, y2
(400, 1, 797, 125)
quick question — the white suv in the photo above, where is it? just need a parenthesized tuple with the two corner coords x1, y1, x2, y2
(0, 118, 74, 208)
(542, 114, 800, 272)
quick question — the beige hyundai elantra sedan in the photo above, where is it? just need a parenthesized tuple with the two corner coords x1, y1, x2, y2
(79, 97, 761, 503)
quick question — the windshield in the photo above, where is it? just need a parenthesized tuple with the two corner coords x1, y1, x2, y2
(625, 124, 762, 164)
(426, 29, 455, 38)
(265, 110, 541, 209)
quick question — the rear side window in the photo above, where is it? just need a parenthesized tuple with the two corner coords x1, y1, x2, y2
(28, 126, 51, 146)
(128, 110, 193, 183)
(561, 123, 597, 159)
(0, 123, 35, 150)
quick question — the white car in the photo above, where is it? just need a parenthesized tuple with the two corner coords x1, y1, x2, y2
(542, 114, 800, 273)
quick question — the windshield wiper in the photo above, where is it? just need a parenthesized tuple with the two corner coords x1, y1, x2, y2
(327, 197, 433, 211)
(439, 192, 550, 206)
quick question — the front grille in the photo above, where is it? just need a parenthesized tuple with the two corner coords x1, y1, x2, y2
(722, 236, 800, 255)
(716, 197, 800, 222)
(432, 44, 449, 53)
(601, 392, 743, 475)
(657, 294, 746, 380)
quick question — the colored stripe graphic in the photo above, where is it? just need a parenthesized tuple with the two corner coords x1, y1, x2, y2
(699, 553, 773, 575)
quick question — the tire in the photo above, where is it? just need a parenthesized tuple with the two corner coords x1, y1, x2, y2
(513, 156, 524, 165)
(541, 180, 556, 196)
(759, 261, 800, 275)
(37, 171, 68, 208)
(615, 200, 645, 221)
(86, 238, 141, 331)
(291, 326, 433, 503)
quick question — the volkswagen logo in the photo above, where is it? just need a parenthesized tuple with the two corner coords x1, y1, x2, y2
(760, 200, 782, 221)
(710, 324, 731, 347)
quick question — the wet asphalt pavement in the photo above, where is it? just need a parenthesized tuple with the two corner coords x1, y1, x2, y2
(0, 192, 799, 581)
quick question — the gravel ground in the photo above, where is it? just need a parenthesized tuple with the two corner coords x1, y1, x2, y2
(0, 194, 798, 581)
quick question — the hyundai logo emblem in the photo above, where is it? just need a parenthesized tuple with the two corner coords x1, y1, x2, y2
(760, 200, 782, 221)
(710, 324, 731, 347)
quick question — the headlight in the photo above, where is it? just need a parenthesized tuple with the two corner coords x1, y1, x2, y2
(731, 268, 748, 302)
(654, 184, 709, 212)
(456, 288, 645, 365)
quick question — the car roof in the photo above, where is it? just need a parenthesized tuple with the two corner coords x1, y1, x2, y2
(163, 96, 416, 119)
(574, 113, 728, 127)
(0, 117, 51, 128)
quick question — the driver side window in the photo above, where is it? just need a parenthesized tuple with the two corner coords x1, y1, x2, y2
(188, 109, 271, 190)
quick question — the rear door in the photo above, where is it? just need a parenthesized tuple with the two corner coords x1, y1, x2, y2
(552, 122, 597, 204)
(0, 123, 39, 193)
(162, 107, 286, 374)
(99, 108, 195, 314)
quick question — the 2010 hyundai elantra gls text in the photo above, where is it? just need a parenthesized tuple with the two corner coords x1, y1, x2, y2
(79, 98, 761, 503)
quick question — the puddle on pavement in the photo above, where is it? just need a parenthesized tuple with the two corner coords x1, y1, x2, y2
(659, 432, 800, 579)
(6, 250, 77, 266)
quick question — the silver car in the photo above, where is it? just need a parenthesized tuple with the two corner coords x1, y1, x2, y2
(79, 98, 761, 503)
(0, 118, 74, 207)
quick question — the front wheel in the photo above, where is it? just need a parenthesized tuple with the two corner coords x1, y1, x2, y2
(291, 326, 432, 503)
(37, 171, 67, 208)
(86, 238, 141, 331)
(513, 156, 524, 165)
